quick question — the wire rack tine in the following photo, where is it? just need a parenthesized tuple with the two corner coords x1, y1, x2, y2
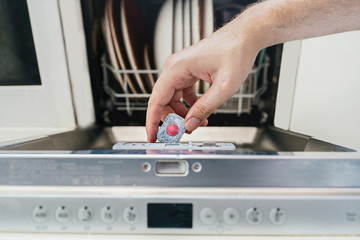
(101, 54, 269, 116)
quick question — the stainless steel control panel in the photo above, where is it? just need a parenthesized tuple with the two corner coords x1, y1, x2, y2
(0, 192, 360, 235)
(0, 151, 360, 235)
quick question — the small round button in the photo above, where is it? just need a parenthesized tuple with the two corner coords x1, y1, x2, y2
(246, 207, 263, 224)
(55, 206, 71, 223)
(223, 207, 240, 225)
(269, 208, 286, 225)
(192, 162, 202, 173)
(101, 206, 117, 224)
(166, 124, 179, 136)
(33, 205, 49, 223)
(78, 206, 92, 222)
(123, 206, 139, 224)
(200, 207, 217, 225)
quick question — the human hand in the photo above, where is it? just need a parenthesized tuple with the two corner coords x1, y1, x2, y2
(146, 19, 260, 142)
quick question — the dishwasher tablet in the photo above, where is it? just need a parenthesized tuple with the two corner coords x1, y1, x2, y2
(157, 113, 186, 143)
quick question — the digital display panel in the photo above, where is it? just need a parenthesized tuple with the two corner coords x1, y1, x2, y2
(147, 203, 192, 228)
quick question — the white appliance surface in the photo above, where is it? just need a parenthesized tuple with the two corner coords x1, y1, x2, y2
(275, 31, 360, 150)
(58, 0, 95, 128)
(0, 127, 71, 147)
(0, 0, 78, 145)
(0, 0, 76, 130)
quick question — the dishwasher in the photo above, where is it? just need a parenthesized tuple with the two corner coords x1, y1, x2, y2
(0, 0, 360, 238)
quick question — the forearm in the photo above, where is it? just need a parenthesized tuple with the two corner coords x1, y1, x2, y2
(229, 0, 360, 51)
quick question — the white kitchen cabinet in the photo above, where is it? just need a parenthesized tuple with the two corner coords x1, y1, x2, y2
(275, 31, 360, 150)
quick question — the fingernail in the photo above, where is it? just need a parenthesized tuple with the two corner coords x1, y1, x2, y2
(185, 117, 202, 131)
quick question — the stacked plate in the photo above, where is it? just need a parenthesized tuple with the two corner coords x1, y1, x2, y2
(102, 0, 155, 95)
(154, 0, 214, 94)
(103, 0, 214, 96)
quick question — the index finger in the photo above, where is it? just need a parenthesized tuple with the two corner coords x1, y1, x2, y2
(146, 74, 176, 142)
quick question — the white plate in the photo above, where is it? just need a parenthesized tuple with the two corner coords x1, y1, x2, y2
(173, 0, 183, 53)
(191, 0, 201, 94)
(202, 0, 214, 38)
(121, 0, 148, 93)
(108, 0, 138, 93)
(183, 0, 191, 48)
(154, 0, 173, 70)
(102, 2, 126, 92)
(202, 0, 214, 92)
(191, 0, 201, 44)
(143, 45, 156, 90)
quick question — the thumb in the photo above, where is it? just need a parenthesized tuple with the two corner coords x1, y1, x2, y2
(184, 82, 233, 132)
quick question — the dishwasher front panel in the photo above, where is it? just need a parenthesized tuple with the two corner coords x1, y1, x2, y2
(0, 151, 360, 188)
(0, 151, 360, 235)
(0, 192, 360, 235)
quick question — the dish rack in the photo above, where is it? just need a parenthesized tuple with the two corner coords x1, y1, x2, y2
(101, 54, 270, 116)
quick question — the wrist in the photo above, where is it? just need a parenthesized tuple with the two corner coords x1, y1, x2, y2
(230, 4, 278, 52)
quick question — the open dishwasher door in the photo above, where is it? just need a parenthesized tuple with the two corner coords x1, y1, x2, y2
(0, 147, 359, 235)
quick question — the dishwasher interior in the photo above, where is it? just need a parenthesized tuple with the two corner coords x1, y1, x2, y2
(1, 0, 353, 152)
(85, 0, 279, 126)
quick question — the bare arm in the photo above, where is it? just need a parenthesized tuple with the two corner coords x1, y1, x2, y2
(146, 0, 360, 143)
(237, 0, 360, 49)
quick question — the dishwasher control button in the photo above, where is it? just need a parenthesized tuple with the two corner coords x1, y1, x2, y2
(246, 207, 263, 224)
(200, 207, 217, 225)
(78, 206, 92, 222)
(123, 206, 139, 224)
(55, 206, 71, 223)
(33, 205, 49, 223)
(223, 208, 240, 225)
(269, 208, 286, 225)
(101, 206, 117, 224)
